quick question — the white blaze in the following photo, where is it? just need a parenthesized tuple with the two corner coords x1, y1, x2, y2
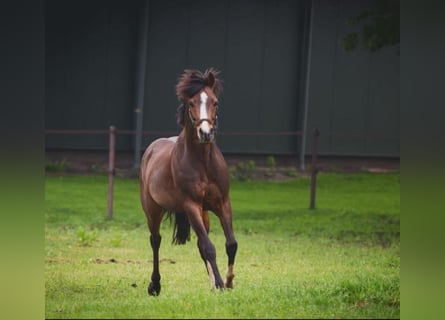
(199, 91, 210, 133)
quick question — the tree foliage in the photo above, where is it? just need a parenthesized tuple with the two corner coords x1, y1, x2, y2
(341, 0, 400, 54)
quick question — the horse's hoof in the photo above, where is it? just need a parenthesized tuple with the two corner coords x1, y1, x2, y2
(211, 279, 226, 293)
(225, 275, 235, 289)
(148, 282, 161, 296)
(211, 285, 225, 293)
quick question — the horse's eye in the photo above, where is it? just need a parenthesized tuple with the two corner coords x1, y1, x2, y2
(214, 102, 219, 108)
(189, 102, 194, 108)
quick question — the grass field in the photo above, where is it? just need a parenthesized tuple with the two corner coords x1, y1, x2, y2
(45, 172, 400, 319)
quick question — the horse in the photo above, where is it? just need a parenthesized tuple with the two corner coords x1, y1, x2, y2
(139, 68, 238, 296)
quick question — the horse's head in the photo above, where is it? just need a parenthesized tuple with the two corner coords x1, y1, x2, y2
(186, 87, 219, 143)
(176, 68, 223, 144)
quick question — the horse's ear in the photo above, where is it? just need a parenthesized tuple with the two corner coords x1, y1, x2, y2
(206, 68, 223, 97)
(207, 72, 215, 89)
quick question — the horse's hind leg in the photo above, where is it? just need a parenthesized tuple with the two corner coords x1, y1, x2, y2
(202, 210, 210, 234)
(143, 200, 164, 296)
(148, 230, 162, 296)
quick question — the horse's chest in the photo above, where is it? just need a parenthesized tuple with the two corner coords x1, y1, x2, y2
(176, 163, 227, 209)
(202, 182, 224, 209)
(186, 178, 223, 209)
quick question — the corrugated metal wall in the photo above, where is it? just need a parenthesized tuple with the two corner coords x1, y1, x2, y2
(45, 0, 306, 154)
(142, 0, 306, 154)
(45, 0, 399, 157)
(45, 0, 140, 150)
(304, 0, 399, 156)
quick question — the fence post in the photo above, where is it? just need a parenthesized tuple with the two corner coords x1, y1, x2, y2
(309, 128, 320, 209)
(107, 126, 116, 219)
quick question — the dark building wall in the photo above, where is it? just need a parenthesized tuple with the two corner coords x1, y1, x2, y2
(45, 0, 399, 157)
(304, 0, 399, 156)
(46, 0, 306, 154)
(45, 0, 140, 150)
(141, 0, 306, 154)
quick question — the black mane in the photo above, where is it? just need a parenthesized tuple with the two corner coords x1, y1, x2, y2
(175, 68, 223, 127)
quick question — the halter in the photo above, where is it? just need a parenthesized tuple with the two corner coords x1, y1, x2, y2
(188, 106, 218, 130)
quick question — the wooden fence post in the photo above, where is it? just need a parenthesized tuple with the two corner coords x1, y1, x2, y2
(309, 128, 320, 209)
(107, 126, 116, 219)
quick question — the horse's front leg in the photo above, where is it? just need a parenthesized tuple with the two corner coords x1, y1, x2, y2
(218, 200, 238, 289)
(185, 203, 225, 290)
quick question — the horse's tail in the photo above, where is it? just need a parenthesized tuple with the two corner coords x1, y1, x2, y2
(171, 212, 190, 245)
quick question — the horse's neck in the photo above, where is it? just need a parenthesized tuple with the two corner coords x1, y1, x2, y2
(173, 129, 228, 191)
(177, 129, 216, 168)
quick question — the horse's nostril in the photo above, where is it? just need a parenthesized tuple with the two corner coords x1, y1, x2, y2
(198, 128, 213, 142)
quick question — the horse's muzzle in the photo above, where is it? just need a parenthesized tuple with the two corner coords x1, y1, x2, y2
(198, 127, 215, 143)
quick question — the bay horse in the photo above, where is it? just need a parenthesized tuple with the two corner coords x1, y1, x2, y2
(139, 68, 238, 296)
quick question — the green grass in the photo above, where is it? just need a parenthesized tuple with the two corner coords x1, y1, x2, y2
(45, 173, 399, 319)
